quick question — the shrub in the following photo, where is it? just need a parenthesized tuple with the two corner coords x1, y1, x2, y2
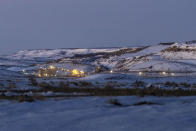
(148, 84, 158, 89)
(58, 81, 70, 88)
(165, 81, 178, 87)
(72, 60, 79, 65)
(50, 81, 55, 85)
(133, 101, 161, 106)
(0, 83, 4, 87)
(79, 81, 92, 87)
(132, 80, 145, 87)
(107, 98, 122, 106)
(180, 82, 191, 88)
(70, 81, 79, 86)
(38, 82, 50, 88)
(29, 77, 38, 86)
(17, 95, 35, 103)
(104, 82, 115, 89)
(8, 82, 16, 88)
(192, 84, 196, 88)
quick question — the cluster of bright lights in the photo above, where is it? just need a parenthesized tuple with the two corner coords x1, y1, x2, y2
(23, 64, 86, 78)
(136, 71, 175, 76)
(160, 72, 176, 76)
(71, 69, 85, 77)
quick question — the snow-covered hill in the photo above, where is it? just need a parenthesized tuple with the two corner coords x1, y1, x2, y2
(3, 41, 196, 73)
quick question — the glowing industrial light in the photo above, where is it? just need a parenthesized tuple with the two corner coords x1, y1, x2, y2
(44, 73, 48, 77)
(162, 72, 166, 75)
(171, 73, 175, 76)
(72, 69, 80, 77)
(80, 70, 84, 74)
(110, 70, 113, 73)
(138, 72, 143, 75)
(49, 65, 56, 69)
(22, 70, 26, 73)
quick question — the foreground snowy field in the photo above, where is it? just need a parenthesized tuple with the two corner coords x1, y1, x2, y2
(1, 96, 196, 131)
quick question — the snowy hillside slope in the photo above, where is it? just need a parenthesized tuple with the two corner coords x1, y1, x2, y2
(5, 48, 122, 60)
(161, 43, 196, 59)
(2, 41, 196, 73)
(93, 42, 196, 72)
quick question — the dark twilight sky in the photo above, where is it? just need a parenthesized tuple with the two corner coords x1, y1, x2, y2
(0, 0, 196, 55)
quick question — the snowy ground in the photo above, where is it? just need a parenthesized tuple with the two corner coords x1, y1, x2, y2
(1, 42, 196, 131)
(1, 96, 196, 131)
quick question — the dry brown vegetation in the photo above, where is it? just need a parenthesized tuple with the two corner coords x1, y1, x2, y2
(162, 46, 196, 52)
(2, 85, 196, 97)
(107, 98, 161, 107)
(101, 47, 148, 58)
(1, 80, 196, 102)
(133, 101, 161, 106)
(159, 42, 175, 45)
